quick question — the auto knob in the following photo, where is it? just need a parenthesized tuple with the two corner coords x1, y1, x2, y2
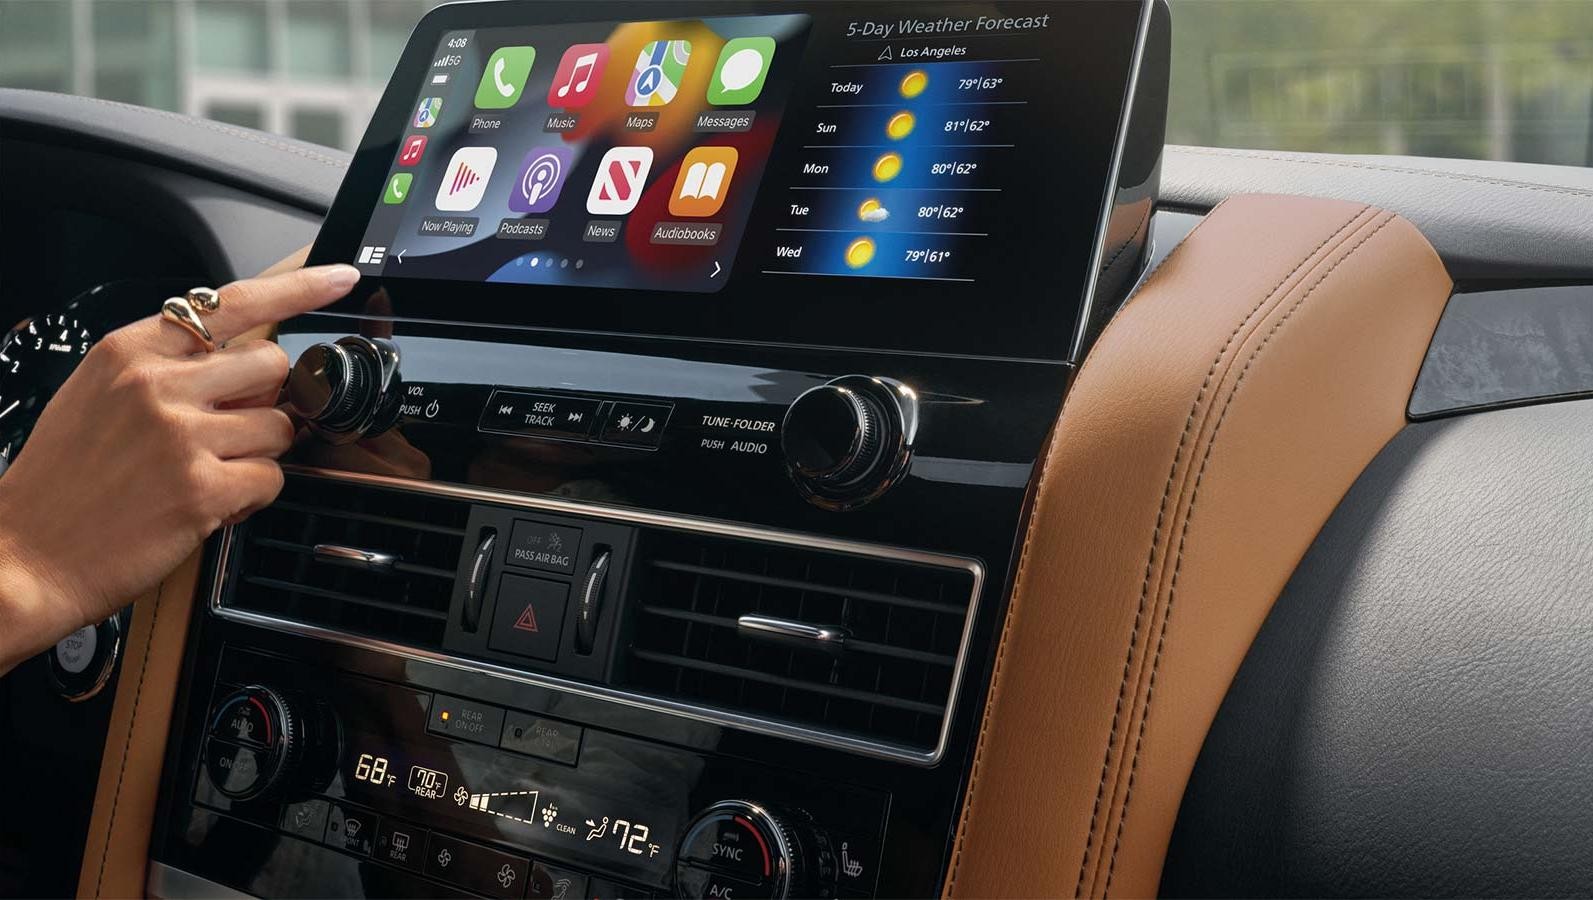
(286, 335, 403, 444)
(781, 376, 917, 510)
(674, 801, 813, 899)
(204, 685, 305, 802)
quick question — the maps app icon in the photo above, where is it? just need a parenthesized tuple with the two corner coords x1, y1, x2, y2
(626, 40, 691, 107)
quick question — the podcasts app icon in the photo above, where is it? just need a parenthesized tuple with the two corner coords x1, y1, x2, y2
(508, 147, 572, 214)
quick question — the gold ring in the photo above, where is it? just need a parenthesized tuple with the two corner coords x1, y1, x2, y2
(186, 286, 221, 315)
(161, 296, 217, 353)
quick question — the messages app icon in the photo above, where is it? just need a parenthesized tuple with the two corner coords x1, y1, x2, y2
(708, 37, 776, 105)
(475, 46, 536, 108)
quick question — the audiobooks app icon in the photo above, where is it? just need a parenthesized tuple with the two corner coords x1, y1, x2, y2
(435, 147, 497, 212)
(669, 146, 738, 217)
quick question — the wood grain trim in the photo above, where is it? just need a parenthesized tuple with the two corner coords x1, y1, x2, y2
(944, 195, 1452, 899)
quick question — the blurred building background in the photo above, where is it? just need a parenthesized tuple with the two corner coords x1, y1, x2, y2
(1, 0, 1590, 165)
(0, 0, 443, 150)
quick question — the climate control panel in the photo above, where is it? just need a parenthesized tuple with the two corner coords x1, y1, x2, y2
(182, 651, 886, 898)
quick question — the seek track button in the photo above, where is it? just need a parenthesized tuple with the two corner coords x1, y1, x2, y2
(480, 390, 601, 441)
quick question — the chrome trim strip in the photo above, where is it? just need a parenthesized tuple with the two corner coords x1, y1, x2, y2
(148, 860, 256, 899)
(312, 543, 400, 573)
(209, 465, 987, 766)
(738, 614, 849, 646)
(1069, 0, 1156, 363)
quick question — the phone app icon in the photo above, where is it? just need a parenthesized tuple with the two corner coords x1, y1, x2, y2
(626, 40, 691, 107)
(383, 173, 413, 205)
(413, 97, 442, 128)
(707, 37, 776, 106)
(435, 147, 497, 212)
(587, 146, 654, 215)
(549, 44, 609, 108)
(509, 147, 573, 214)
(475, 46, 536, 109)
(669, 146, 738, 217)
(398, 134, 427, 166)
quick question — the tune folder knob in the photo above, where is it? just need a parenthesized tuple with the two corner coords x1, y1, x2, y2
(781, 376, 917, 510)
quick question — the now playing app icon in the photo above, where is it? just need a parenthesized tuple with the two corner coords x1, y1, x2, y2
(435, 146, 497, 212)
(587, 146, 653, 215)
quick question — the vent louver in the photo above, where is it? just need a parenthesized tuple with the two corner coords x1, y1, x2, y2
(621, 531, 979, 755)
(223, 477, 468, 648)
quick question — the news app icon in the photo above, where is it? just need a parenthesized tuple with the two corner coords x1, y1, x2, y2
(548, 44, 609, 108)
(413, 97, 442, 128)
(435, 147, 497, 212)
(707, 37, 776, 106)
(586, 146, 653, 215)
(398, 134, 428, 166)
(626, 40, 691, 107)
(508, 147, 572, 214)
(669, 146, 738, 217)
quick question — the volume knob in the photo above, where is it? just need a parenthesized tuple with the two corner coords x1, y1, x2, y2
(286, 336, 402, 444)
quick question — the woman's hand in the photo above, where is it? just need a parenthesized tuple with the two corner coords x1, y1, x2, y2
(0, 263, 359, 672)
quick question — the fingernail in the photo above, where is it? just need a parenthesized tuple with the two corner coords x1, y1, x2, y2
(323, 264, 361, 291)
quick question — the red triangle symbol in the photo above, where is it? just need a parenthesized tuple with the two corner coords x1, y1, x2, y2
(513, 604, 540, 633)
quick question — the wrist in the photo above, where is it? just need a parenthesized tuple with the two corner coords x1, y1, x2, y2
(0, 517, 78, 674)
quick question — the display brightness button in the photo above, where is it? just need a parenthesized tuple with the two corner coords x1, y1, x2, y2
(599, 401, 672, 447)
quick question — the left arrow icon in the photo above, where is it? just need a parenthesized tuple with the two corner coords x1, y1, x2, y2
(395, 249, 406, 263)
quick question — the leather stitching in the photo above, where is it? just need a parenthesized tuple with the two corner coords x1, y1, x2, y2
(94, 578, 166, 897)
(945, 196, 1234, 898)
(1077, 202, 1371, 898)
(1174, 145, 1593, 202)
(1101, 213, 1401, 896)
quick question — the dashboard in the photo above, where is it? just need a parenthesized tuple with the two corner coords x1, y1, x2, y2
(2, 0, 1592, 898)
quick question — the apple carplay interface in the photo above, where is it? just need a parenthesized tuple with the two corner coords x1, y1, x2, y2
(323, 1, 1146, 358)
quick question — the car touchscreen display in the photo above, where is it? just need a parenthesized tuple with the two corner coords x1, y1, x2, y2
(315, 1, 1150, 359)
(353, 13, 811, 294)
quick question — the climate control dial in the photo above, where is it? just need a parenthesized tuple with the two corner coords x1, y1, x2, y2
(204, 685, 334, 802)
(675, 801, 810, 899)
(781, 375, 917, 510)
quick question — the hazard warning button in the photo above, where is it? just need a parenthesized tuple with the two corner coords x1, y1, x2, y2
(488, 574, 569, 662)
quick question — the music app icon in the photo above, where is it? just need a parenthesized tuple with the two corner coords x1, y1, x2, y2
(548, 44, 609, 108)
(398, 134, 427, 167)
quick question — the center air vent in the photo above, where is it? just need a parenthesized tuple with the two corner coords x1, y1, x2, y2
(620, 531, 980, 756)
(222, 477, 468, 648)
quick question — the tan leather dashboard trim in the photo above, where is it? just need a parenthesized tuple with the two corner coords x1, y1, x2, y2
(945, 195, 1452, 898)
(77, 551, 202, 898)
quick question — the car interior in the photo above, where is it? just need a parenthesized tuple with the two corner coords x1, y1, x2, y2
(1, 0, 1590, 897)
